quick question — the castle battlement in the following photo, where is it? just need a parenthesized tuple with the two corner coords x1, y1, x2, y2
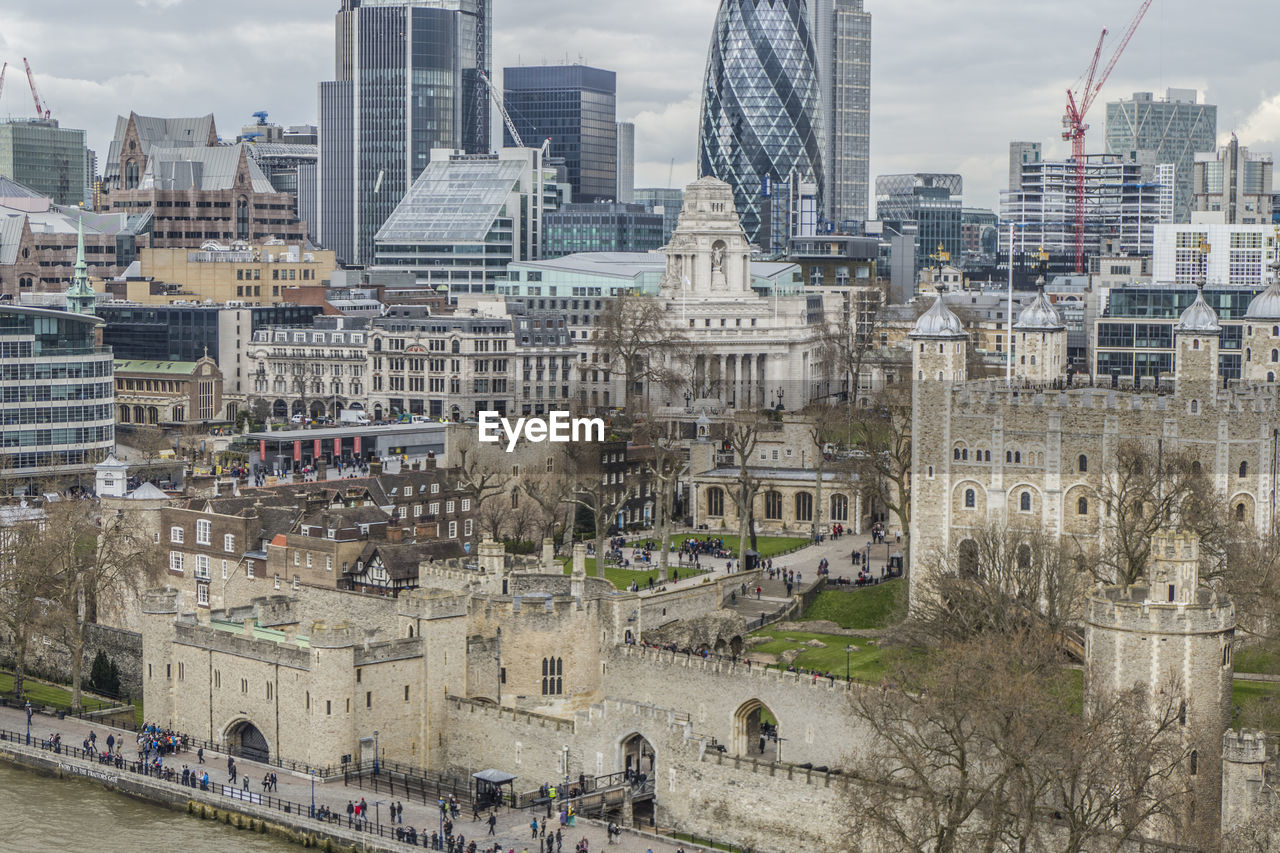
(354, 636, 422, 666)
(445, 694, 575, 733)
(173, 621, 310, 668)
(1085, 584, 1235, 634)
(579, 697, 692, 730)
(701, 748, 845, 789)
(309, 622, 362, 649)
(617, 645, 859, 694)
(1223, 729, 1270, 764)
(396, 588, 470, 621)
(141, 587, 180, 615)
(950, 377, 1280, 416)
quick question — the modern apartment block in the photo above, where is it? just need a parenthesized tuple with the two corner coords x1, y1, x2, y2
(543, 203, 664, 258)
(0, 119, 89, 206)
(1151, 223, 1278, 288)
(1008, 142, 1042, 193)
(1192, 135, 1274, 225)
(813, 0, 871, 225)
(318, 0, 492, 264)
(1000, 156, 1168, 271)
(502, 65, 618, 203)
(634, 188, 684, 243)
(1104, 89, 1217, 222)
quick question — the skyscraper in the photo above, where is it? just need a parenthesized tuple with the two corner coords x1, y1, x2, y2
(698, 0, 824, 251)
(0, 119, 89, 206)
(1008, 141, 1041, 193)
(502, 65, 617, 203)
(317, 0, 492, 265)
(813, 0, 871, 226)
(615, 121, 635, 204)
(1192, 135, 1274, 225)
(1104, 89, 1216, 223)
(875, 173, 962, 274)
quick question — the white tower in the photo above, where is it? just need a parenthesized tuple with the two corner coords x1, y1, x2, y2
(1011, 278, 1066, 383)
(94, 453, 129, 498)
(1241, 258, 1280, 384)
(1173, 283, 1220, 398)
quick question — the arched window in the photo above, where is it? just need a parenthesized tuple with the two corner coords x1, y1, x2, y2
(829, 494, 848, 522)
(764, 491, 783, 521)
(1077, 497, 1088, 515)
(1237, 503, 1247, 522)
(541, 657, 563, 696)
(961, 449, 968, 460)
(1189, 750, 1198, 776)
(1078, 454, 1088, 473)
(1015, 451, 1022, 464)
(1191, 400, 1199, 414)
(451, 339, 461, 354)
(1005, 451, 1012, 463)
(1271, 373, 1276, 382)
(964, 488, 975, 508)
(1020, 491, 1031, 512)
(1246, 348, 1252, 361)
(707, 487, 725, 517)
(235, 196, 249, 240)
(984, 450, 991, 462)
(1273, 326, 1278, 337)
(1272, 349, 1278, 363)
(1239, 461, 1248, 478)
(954, 448, 960, 460)
(125, 159, 139, 189)
(510, 487, 519, 509)
(794, 492, 813, 523)
(119, 406, 131, 423)
(1193, 339, 1200, 350)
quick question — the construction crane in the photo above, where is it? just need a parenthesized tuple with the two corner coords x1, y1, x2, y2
(23, 57, 52, 121)
(1061, 0, 1152, 273)
(477, 70, 524, 148)
(0, 63, 7, 107)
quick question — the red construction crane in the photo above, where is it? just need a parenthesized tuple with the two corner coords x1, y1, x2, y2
(1061, 0, 1152, 273)
(23, 57, 52, 121)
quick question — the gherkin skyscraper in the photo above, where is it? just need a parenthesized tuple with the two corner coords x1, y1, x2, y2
(698, 0, 824, 250)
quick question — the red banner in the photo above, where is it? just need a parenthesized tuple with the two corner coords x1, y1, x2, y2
(293, 440, 301, 462)
(259, 440, 266, 460)
(314, 439, 322, 459)
(354, 436, 361, 455)
(334, 438, 341, 456)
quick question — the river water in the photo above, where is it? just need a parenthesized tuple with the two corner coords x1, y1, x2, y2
(0, 761, 295, 853)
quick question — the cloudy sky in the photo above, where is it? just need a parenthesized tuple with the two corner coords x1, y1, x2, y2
(1, 0, 1276, 212)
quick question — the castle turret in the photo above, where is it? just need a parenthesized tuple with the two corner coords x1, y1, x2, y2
(1221, 729, 1270, 835)
(1084, 531, 1234, 842)
(1174, 283, 1220, 396)
(1012, 277, 1066, 383)
(140, 587, 181, 729)
(908, 287, 969, 611)
(1241, 258, 1280, 384)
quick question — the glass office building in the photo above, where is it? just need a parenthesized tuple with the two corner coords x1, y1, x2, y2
(813, 0, 871, 226)
(634, 188, 684, 243)
(318, 0, 491, 265)
(543, 203, 664, 258)
(1104, 89, 1216, 223)
(876, 173, 962, 274)
(0, 306, 114, 484)
(502, 65, 618, 202)
(698, 0, 824, 251)
(0, 119, 89, 207)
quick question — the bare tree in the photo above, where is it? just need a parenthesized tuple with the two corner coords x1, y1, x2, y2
(727, 412, 766, 559)
(0, 506, 55, 700)
(634, 419, 686, 582)
(45, 500, 163, 709)
(521, 445, 575, 552)
(453, 433, 510, 525)
(1097, 441, 1220, 585)
(591, 293, 687, 411)
(562, 441, 630, 579)
(848, 380, 913, 573)
(815, 283, 885, 406)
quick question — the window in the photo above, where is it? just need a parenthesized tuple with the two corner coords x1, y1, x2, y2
(366, 691, 372, 708)
(448, 521, 457, 538)
(461, 498, 471, 512)
(830, 494, 848, 522)
(196, 584, 209, 607)
(1239, 461, 1248, 478)
(1077, 497, 1088, 515)
(541, 657, 563, 695)
(706, 487, 725, 517)
(464, 519, 473, 537)
(795, 492, 813, 522)
(293, 551, 300, 566)
(224, 534, 235, 553)
(964, 489, 975, 508)
(195, 520, 211, 545)
(169, 525, 184, 544)
(446, 500, 456, 514)
(221, 559, 228, 579)
(169, 551, 184, 573)
(764, 491, 783, 521)
(1078, 455, 1087, 473)
(246, 561, 255, 579)
(195, 554, 210, 579)
(326, 555, 333, 572)
(1019, 492, 1032, 512)
(430, 483, 440, 494)
(274, 574, 281, 590)
(428, 502, 440, 515)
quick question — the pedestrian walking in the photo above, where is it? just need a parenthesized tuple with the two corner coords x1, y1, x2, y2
(532, 817, 539, 838)
(347, 801, 355, 827)
(488, 813, 497, 835)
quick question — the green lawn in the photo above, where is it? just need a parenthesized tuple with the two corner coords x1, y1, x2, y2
(561, 558, 708, 591)
(1233, 679, 1280, 729)
(0, 672, 141, 726)
(1234, 646, 1280, 675)
(746, 629, 888, 682)
(801, 580, 905, 629)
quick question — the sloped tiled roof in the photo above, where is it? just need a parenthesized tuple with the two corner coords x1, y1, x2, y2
(105, 113, 216, 181)
(0, 175, 44, 198)
(141, 144, 275, 193)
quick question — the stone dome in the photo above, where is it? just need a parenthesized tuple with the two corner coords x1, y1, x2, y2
(1175, 286, 1220, 334)
(1013, 281, 1064, 331)
(910, 289, 967, 339)
(1245, 283, 1280, 320)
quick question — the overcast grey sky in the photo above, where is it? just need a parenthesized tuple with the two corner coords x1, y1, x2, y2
(1, 0, 1276, 212)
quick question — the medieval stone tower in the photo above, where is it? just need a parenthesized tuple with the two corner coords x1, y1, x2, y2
(907, 287, 969, 609)
(1173, 284, 1221, 401)
(1241, 259, 1280, 383)
(1084, 531, 1235, 841)
(1012, 279, 1066, 383)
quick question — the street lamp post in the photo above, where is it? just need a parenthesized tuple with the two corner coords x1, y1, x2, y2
(373, 730, 380, 775)
(25, 700, 32, 746)
(373, 800, 384, 833)
(845, 645, 854, 682)
(310, 769, 316, 818)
